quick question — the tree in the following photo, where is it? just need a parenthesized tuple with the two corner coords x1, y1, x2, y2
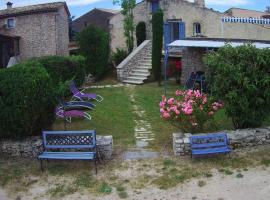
(204, 44, 270, 129)
(113, 0, 136, 53)
(152, 9, 163, 85)
(136, 21, 146, 46)
(76, 25, 109, 80)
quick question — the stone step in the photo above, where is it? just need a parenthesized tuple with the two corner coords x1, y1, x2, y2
(130, 72, 150, 77)
(134, 69, 150, 73)
(123, 79, 144, 85)
(127, 76, 147, 80)
(137, 66, 152, 70)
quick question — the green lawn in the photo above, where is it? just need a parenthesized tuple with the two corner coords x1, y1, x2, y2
(53, 80, 246, 150)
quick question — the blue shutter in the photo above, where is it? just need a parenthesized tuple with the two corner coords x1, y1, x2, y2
(163, 23, 170, 50)
(179, 22, 186, 39)
(151, 1, 159, 12)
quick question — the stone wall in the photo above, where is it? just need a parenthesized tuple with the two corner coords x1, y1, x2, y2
(173, 127, 270, 156)
(0, 135, 113, 160)
(116, 40, 151, 81)
(181, 47, 205, 84)
(0, 7, 69, 61)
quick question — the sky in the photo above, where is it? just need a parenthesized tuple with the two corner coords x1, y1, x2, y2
(0, 0, 269, 19)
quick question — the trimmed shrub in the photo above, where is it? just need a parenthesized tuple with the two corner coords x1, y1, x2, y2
(33, 55, 86, 87)
(136, 21, 146, 46)
(76, 25, 110, 80)
(112, 48, 128, 66)
(152, 9, 163, 85)
(31, 55, 86, 97)
(204, 44, 270, 129)
(0, 62, 57, 139)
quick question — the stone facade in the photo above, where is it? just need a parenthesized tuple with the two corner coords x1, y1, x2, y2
(173, 127, 270, 156)
(0, 135, 113, 160)
(0, 2, 69, 62)
(181, 47, 205, 84)
(109, 0, 270, 50)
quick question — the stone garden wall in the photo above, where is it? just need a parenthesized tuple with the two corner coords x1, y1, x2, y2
(0, 135, 113, 160)
(173, 127, 270, 156)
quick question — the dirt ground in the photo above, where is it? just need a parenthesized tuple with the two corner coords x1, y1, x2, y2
(1, 166, 269, 200)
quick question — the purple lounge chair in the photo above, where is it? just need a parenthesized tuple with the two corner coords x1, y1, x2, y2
(69, 81, 103, 102)
(55, 108, 91, 123)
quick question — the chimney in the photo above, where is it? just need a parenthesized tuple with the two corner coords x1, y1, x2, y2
(7, 2, 13, 9)
(266, 6, 270, 13)
(194, 0, 205, 8)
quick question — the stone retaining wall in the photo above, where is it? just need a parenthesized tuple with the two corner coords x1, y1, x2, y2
(0, 135, 113, 160)
(173, 127, 270, 156)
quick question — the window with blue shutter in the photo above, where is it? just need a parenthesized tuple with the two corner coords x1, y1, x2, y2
(151, 0, 159, 13)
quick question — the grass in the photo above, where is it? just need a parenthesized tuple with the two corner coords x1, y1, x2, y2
(53, 78, 270, 150)
(0, 145, 270, 198)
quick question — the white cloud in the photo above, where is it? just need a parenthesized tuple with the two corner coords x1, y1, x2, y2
(0, 0, 107, 9)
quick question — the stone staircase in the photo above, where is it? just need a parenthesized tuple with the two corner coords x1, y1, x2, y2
(116, 40, 152, 85)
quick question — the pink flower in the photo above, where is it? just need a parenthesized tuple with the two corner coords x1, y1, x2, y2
(162, 95, 166, 102)
(194, 90, 202, 98)
(208, 111, 214, 116)
(175, 110, 180, 115)
(159, 101, 165, 108)
(167, 98, 175, 105)
(160, 108, 165, 113)
(212, 106, 218, 111)
(175, 90, 182, 96)
(202, 96, 207, 104)
(162, 112, 170, 119)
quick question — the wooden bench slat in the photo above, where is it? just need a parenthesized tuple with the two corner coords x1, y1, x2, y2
(39, 152, 95, 160)
(192, 146, 231, 155)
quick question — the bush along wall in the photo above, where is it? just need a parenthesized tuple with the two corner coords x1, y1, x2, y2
(0, 62, 57, 139)
(76, 25, 110, 80)
(30, 55, 86, 97)
(152, 9, 163, 85)
(136, 21, 146, 46)
(204, 44, 270, 129)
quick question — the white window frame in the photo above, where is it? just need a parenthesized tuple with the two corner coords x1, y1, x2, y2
(6, 18, 15, 29)
(193, 22, 202, 36)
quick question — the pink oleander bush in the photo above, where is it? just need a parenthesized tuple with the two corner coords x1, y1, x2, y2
(159, 90, 223, 133)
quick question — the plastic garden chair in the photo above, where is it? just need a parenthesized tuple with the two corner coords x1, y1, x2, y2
(55, 107, 91, 123)
(69, 81, 103, 102)
(58, 99, 95, 110)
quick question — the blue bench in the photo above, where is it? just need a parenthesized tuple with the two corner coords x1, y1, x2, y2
(190, 133, 231, 158)
(38, 130, 97, 174)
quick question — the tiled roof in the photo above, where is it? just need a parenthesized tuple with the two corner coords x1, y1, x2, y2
(224, 8, 266, 18)
(96, 8, 120, 14)
(0, 2, 70, 19)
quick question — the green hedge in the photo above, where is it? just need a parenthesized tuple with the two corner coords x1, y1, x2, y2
(136, 21, 146, 46)
(0, 62, 57, 139)
(204, 44, 270, 129)
(152, 9, 163, 85)
(33, 55, 86, 87)
(76, 25, 110, 80)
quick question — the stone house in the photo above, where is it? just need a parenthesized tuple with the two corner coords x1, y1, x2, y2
(109, 0, 270, 84)
(72, 8, 119, 33)
(0, 2, 70, 68)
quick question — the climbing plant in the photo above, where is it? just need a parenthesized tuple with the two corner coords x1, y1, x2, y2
(136, 21, 146, 46)
(113, 0, 136, 53)
(152, 9, 163, 85)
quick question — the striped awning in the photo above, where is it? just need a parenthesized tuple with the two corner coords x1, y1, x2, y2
(222, 17, 270, 25)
